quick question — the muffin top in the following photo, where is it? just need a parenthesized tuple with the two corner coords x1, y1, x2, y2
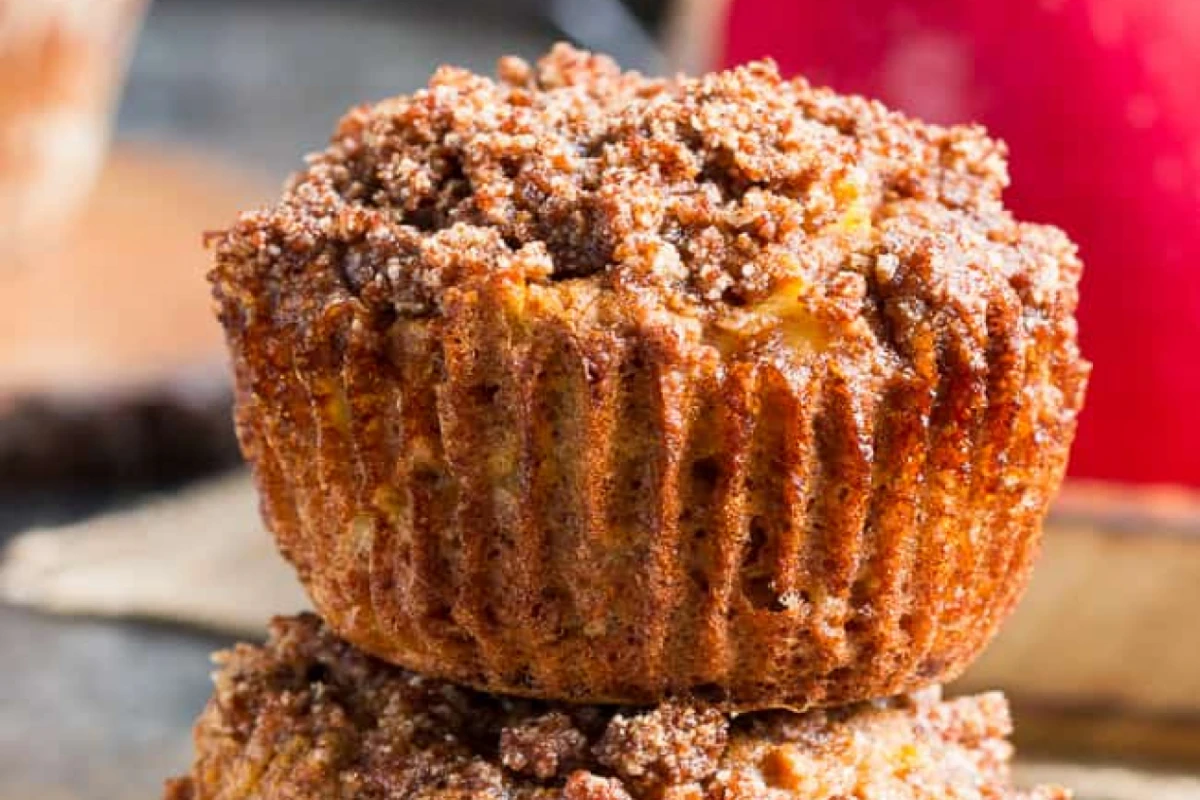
(164, 615, 1065, 800)
(213, 44, 1079, 358)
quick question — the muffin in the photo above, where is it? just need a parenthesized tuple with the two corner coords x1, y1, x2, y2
(164, 614, 1068, 800)
(0, 0, 146, 251)
(210, 45, 1088, 709)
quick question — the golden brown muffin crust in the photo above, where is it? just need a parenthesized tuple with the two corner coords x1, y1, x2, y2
(210, 45, 1088, 709)
(164, 615, 1068, 800)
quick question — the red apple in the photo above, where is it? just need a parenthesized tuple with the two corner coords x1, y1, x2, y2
(722, 0, 1200, 486)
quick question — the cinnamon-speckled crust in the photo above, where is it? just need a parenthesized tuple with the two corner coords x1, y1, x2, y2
(210, 45, 1089, 709)
(163, 615, 1070, 800)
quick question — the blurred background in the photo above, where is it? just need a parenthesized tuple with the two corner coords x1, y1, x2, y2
(0, 0, 1196, 798)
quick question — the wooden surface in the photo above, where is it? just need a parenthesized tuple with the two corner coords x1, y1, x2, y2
(956, 481, 1200, 766)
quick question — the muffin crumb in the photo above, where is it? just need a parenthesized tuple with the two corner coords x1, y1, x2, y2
(595, 703, 728, 787)
(501, 711, 589, 779)
(164, 614, 1070, 799)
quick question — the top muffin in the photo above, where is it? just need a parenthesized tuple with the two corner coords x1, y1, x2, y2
(211, 45, 1087, 709)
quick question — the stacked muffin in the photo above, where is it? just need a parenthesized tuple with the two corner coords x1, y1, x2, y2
(166, 45, 1087, 798)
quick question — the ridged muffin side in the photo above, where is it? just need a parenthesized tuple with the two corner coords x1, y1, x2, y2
(211, 45, 1088, 709)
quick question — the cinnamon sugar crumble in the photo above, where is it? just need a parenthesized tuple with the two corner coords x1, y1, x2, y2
(164, 615, 1069, 800)
(595, 703, 728, 788)
(213, 43, 1079, 354)
(501, 712, 590, 779)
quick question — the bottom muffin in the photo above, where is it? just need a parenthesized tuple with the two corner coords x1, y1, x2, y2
(164, 615, 1067, 800)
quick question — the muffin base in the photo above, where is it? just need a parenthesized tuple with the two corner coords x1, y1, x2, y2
(164, 614, 1068, 800)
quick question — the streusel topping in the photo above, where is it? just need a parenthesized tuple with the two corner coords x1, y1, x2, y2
(213, 43, 1078, 353)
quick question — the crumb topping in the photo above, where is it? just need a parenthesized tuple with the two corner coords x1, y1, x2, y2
(165, 615, 1069, 800)
(212, 43, 1079, 356)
